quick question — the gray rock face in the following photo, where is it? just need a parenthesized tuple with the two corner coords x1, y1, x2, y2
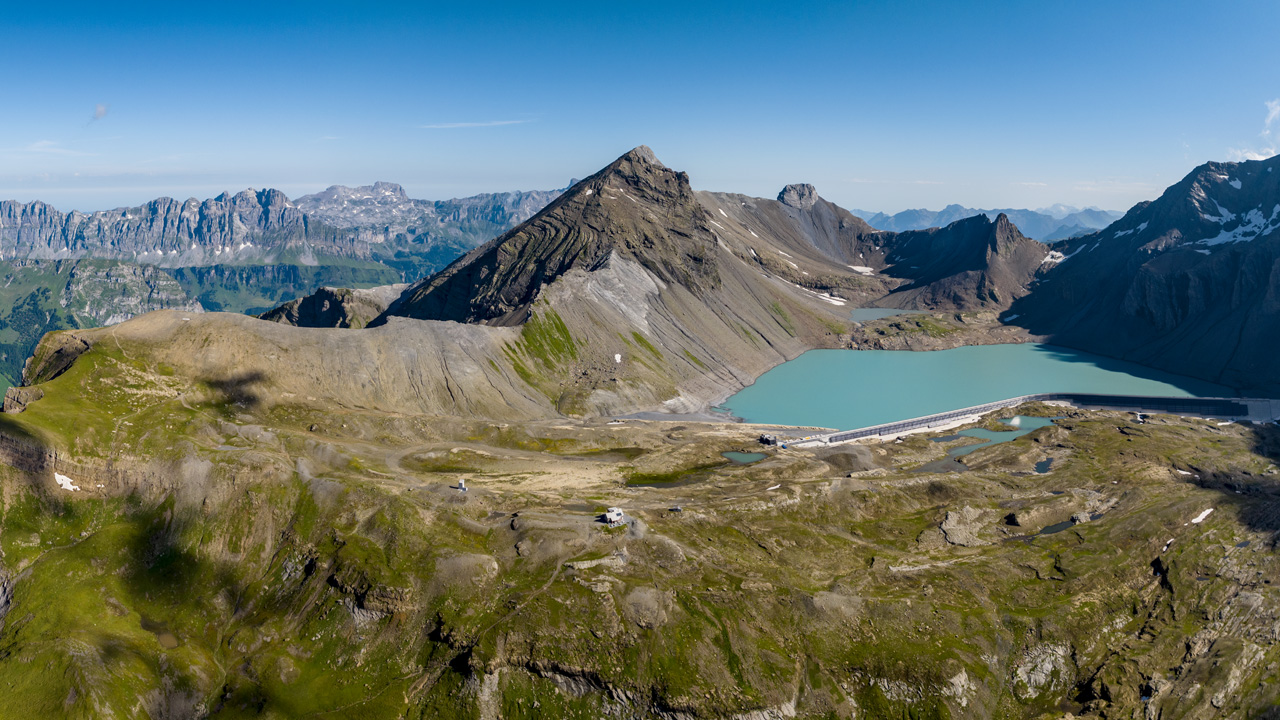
(0, 183, 567, 271)
(0, 189, 365, 267)
(778, 184, 818, 210)
(258, 284, 407, 329)
(940, 506, 987, 547)
(2, 386, 43, 413)
(60, 262, 203, 326)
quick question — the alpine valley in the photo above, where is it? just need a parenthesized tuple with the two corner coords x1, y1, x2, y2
(2, 146, 1280, 720)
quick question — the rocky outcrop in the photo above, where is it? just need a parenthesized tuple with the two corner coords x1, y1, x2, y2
(777, 183, 818, 210)
(3, 386, 43, 413)
(20, 330, 93, 386)
(258, 284, 406, 329)
(940, 506, 987, 546)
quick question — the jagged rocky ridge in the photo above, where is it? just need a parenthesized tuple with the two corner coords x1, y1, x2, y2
(0, 183, 565, 269)
(1011, 154, 1280, 393)
(0, 189, 355, 266)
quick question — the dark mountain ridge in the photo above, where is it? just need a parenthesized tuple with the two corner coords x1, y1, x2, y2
(384, 146, 719, 326)
(1011, 155, 1280, 393)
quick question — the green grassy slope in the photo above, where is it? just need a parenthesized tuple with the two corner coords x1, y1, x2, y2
(0, 346, 1277, 717)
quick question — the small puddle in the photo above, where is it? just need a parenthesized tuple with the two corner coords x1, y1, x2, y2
(721, 451, 767, 465)
(141, 616, 180, 649)
(1038, 520, 1076, 536)
(1236, 541, 1251, 548)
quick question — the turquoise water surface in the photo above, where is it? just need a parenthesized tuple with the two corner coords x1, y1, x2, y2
(721, 344, 1232, 430)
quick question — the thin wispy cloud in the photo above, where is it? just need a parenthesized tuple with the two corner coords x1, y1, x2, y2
(420, 119, 530, 129)
(840, 177, 944, 186)
(1226, 98, 1278, 161)
(3, 140, 93, 157)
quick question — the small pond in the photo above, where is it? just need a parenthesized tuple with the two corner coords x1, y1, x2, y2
(915, 416, 1056, 473)
(721, 451, 768, 465)
(141, 616, 180, 650)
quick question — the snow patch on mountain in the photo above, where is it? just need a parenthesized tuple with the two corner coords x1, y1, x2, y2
(1202, 199, 1237, 224)
(1198, 204, 1280, 246)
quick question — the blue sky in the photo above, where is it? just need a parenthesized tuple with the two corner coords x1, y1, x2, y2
(2, 0, 1277, 213)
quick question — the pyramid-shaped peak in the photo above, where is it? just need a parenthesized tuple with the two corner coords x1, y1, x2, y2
(618, 145, 663, 167)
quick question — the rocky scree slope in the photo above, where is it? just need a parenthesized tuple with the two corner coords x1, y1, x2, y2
(384, 147, 721, 326)
(1011, 155, 1280, 393)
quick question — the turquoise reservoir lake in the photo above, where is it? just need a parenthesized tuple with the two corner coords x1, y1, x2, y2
(721, 344, 1233, 430)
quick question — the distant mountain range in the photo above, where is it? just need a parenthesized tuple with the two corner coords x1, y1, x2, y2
(0, 183, 566, 387)
(850, 204, 1122, 241)
(294, 181, 567, 243)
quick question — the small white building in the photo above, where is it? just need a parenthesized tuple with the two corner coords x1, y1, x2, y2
(604, 507, 624, 527)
